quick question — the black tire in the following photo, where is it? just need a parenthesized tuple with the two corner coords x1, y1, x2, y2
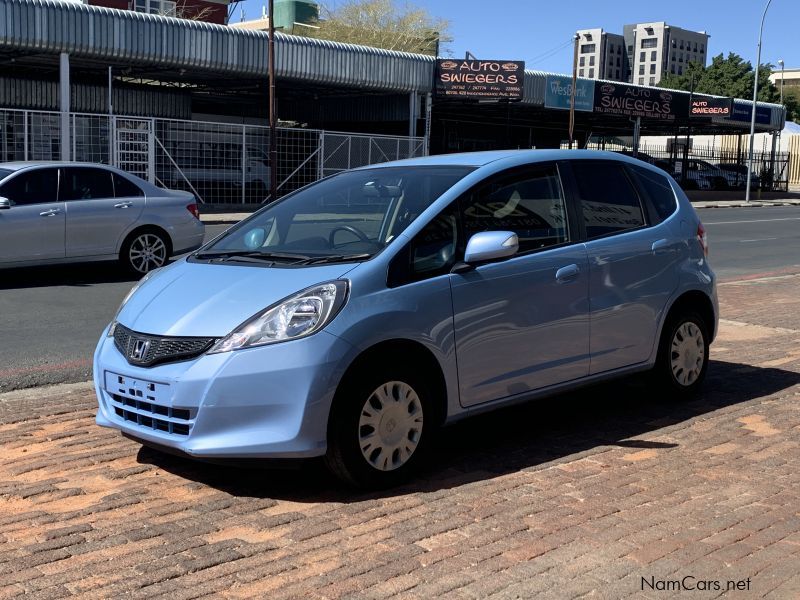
(120, 228, 171, 275)
(324, 363, 436, 488)
(651, 310, 710, 398)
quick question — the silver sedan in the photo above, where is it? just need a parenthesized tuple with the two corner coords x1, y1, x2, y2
(0, 162, 205, 274)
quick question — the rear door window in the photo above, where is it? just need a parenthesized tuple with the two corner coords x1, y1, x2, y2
(571, 161, 645, 239)
(60, 167, 115, 201)
(0, 168, 59, 205)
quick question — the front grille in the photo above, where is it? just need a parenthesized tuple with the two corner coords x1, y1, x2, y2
(113, 323, 216, 367)
(109, 393, 193, 436)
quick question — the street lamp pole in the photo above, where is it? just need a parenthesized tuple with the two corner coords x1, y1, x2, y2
(778, 59, 785, 105)
(746, 0, 773, 203)
(268, 0, 278, 203)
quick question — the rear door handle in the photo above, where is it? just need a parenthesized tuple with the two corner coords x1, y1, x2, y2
(651, 239, 673, 254)
(114, 202, 133, 209)
(555, 264, 580, 283)
(39, 208, 60, 217)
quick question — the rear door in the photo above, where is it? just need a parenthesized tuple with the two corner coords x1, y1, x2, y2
(0, 167, 64, 264)
(567, 160, 680, 375)
(450, 164, 591, 407)
(62, 167, 145, 257)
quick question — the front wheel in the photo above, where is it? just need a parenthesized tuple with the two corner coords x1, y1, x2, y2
(325, 366, 435, 488)
(121, 230, 170, 275)
(652, 311, 710, 397)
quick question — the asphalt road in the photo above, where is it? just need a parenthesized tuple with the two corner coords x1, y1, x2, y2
(1, 207, 798, 392)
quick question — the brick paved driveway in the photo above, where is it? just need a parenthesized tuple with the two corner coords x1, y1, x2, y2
(1, 274, 799, 599)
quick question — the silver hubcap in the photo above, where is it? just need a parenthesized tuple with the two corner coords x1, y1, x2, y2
(129, 234, 166, 273)
(358, 381, 424, 471)
(670, 321, 705, 386)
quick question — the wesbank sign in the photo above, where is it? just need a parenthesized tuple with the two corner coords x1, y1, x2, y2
(544, 76, 595, 112)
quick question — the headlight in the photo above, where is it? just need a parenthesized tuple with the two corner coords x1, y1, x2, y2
(106, 269, 158, 337)
(208, 280, 349, 354)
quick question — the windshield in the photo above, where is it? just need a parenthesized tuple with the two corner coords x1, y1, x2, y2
(198, 165, 474, 262)
(0, 168, 14, 183)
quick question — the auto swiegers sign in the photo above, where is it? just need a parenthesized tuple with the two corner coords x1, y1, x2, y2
(435, 59, 525, 100)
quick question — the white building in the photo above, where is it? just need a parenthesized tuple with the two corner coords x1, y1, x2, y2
(576, 22, 709, 86)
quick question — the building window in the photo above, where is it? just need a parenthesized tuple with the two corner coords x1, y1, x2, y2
(679, 53, 684, 62)
(641, 38, 657, 48)
(579, 56, 585, 67)
(589, 56, 595, 66)
(609, 43, 614, 53)
(588, 68, 594, 78)
(616, 57, 621, 67)
(679, 41, 684, 50)
(581, 44, 596, 54)
(649, 77, 656, 85)
(650, 64, 656, 74)
(617, 46, 622, 54)
(700, 44, 705, 52)
(639, 65, 645, 75)
(639, 51, 645, 62)
(134, 0, 176, 15)
(694, 42, 698, 52)
(671, 65, 675, 74)
(671, 39, 676, 47)
(650, 50, 656, 61)
(616, 69, 621, 79)
(638, 77, 645, 85)
(579, 68, 584, 77)
(678, 66, 683, 75)
(671, 55, 676, 61)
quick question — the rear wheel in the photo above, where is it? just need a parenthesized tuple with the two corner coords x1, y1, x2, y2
(325, 365, 434, 488)
(121, 229, 170, 275)
(652, 310, 709, 398)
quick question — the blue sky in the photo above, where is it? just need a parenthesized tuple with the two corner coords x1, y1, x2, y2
(235, 0, 800, 73)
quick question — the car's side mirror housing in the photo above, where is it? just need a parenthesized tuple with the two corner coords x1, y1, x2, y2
(0, 197, 10, 210)
(463, 231, 519, 264)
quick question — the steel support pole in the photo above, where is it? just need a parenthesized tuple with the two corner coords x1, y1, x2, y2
(746, 0, 773, 202)
(59, 53, 70, 161)
(268, 0, 278, 203)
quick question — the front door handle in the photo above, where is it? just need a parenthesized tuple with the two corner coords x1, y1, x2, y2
(114, 202, 133, 209)
(39, 208, 60, 217)
(555, 264, 580, 283)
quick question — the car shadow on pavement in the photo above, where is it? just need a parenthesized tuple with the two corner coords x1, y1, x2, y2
(135, 359, 800, 502)
(0, 262, 139, 290)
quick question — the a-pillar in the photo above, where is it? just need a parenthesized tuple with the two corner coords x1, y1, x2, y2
(59, 52, 71, 161)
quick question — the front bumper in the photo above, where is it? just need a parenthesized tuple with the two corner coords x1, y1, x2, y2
(94, 325, 353, 458)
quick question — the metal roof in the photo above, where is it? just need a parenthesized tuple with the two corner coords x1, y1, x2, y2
(0, 0, 785, 129)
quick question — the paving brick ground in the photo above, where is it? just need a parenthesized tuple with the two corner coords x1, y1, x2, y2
(1, 274, 799, 599)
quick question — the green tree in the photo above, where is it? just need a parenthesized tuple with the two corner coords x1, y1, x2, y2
(298, 0, 451, 56)
(658, 52, 780, 103)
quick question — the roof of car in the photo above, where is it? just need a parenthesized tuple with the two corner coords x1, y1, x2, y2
(0, 161, 118, 171)
(359, 149, 648, 169)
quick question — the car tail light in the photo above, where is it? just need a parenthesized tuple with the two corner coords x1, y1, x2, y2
(186, 203, 200, 220)
(697, 222, 708, 257)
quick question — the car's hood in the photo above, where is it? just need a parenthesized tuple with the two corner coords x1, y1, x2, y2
(117, 259, 358, 337)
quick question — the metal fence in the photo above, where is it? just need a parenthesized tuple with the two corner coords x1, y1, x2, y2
(0, 108, 426, 203)
(576, 139, 791, 192)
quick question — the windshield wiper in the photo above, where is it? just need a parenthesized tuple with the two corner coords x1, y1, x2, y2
(194, 250, 312, 263)
(297, 253, 373, 265)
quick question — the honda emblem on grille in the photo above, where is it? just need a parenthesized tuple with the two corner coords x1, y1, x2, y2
(130, 339, 151, 361)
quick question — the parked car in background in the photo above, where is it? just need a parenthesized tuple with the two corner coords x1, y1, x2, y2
(715, 163, 761, 190)
(0, 162, 205, 274)
(95, 150, 717, 488)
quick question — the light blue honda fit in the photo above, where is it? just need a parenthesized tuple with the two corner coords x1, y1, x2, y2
(94, 150, 718, 487)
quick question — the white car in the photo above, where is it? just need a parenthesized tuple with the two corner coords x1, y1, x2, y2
(0, 162, 205, 274)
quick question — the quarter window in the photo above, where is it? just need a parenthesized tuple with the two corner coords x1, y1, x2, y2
(0, 169, 59, 205)
(571, 161, 645, 239)
(627, 165, 677, 223)
(60, 168, 115, 201)
(113, 173, 145, 198)
(460, 167, 569, 253)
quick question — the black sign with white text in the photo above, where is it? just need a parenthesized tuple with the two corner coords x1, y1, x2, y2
(689, 96, 733, 118)
(593, 82, 689, 121)
(435, 59, 525, 100)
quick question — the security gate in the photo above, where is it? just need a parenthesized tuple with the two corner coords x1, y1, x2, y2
(114, 118, 154, 183)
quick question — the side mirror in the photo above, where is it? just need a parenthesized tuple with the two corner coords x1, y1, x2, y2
(0, 197, 10, 210)
(464, 231, 519, 264)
